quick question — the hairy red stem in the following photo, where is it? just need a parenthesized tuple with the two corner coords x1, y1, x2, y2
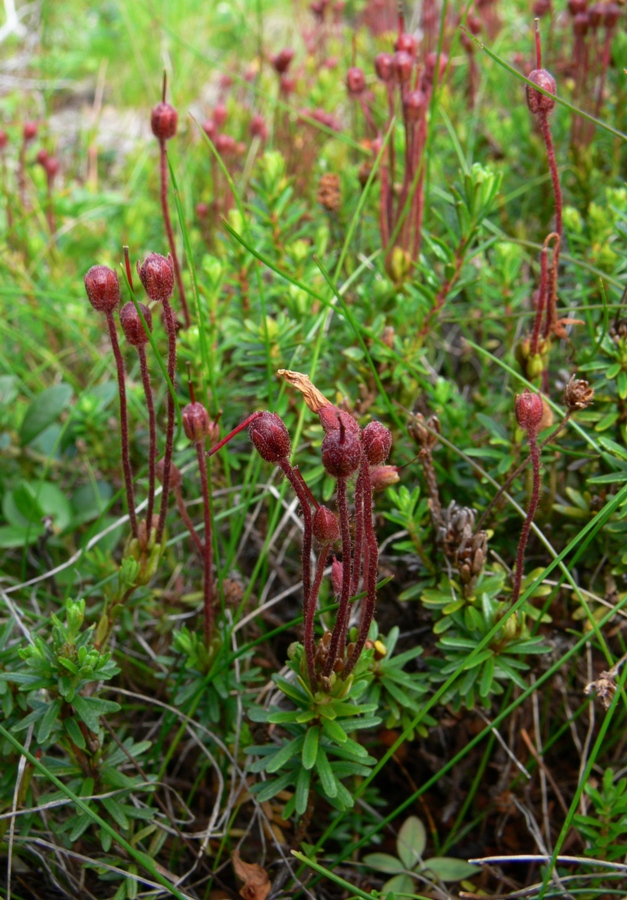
(105, 312, 137, 537)
(159, 140, 191, 328)
(156, 297, 177, 543)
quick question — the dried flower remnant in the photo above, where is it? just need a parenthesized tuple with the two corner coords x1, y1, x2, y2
(317, 172, 341, 212)
(564, 376, 594, 411)
(585, 651, 627, 709)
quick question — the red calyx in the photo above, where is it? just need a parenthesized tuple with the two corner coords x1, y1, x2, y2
(526, 68, 557, 115)
(84, 265, 121, 314)
(394, 32, 417, 55)
(182, 402, 212, 444)
(120, 302, 152, 347)
(321, 420, 362, 478)
(151, 102, 178, 141)
(362, 421, 392, 465)
(515, 389, 544, 431)
(23, 122, 38, 142)
(392, 50, 413, 84)
(313, 506, 341, 545)
(271, 47, 295, 74)
(346, 66, 366, 94)
(137, 253, 175, 302)
(249, 411, 291, 462)
(374, 52, 393, 82)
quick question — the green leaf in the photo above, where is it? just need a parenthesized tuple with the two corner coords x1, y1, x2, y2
(101, 796, 130, 830)
(37, 698, 62, 744)
(382, 873, 415, 896)
(322, 718, 348, 744)
(254, 769, 296, 803)
(72, 695, 120, 733)
(397, 816, 426, 868)
(64, 717, 86, 750)
(422, 856, 479, 881)
(302, 726, 319, 770)
(20, 383, 73, 445)
(315, 748, 338, 798)
(265, 735, 305, 774)
(362, 853, 405, 875)
(0, 525, 44, 548)
(295, 766, 311, 816)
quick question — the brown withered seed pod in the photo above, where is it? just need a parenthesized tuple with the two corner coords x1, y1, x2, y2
(563, 376, 594, 411)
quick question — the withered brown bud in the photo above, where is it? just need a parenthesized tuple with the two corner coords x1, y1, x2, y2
(249, 411, 291, 462)
(317, 172, 341, 211)
(137, 253, 174, 302)
(362, 420, 392, 465)
(313, 506, 341, 545)
(151, 101, 178, 141)
(182, 402, 213, 444)
(409, 412, 440, 449)
(526, 68, 557, 115)
(119, 302, 152, 346)
(564, 376, 594, 411)
(515, 389, 544, 431)
(321, 421, 362, 478)
(84, 265, 120, 314)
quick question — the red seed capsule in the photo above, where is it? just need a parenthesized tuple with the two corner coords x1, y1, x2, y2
(84, 265, 120, 314)
(313, 506, 341, 544)
(321, 424, 362, 478)
(375, 52, 393, 82)
(394, 32, 418, 56)
(119, 302, 152, 346)
(151, 102, 178, 141)
(515, 389, 544, 431)
(23, 122, 38, 142)
(249, 411, 291, 462)
(346, 66, 366, 94)
(404, 89, 426, 123)
(392, 50, 413, 84)
(271, 47, 295, 74)
(182, 402, 212, 444)
(362, 421, 392, 465)
(137, 253, 175, 302)
(526, 68, 557, 115)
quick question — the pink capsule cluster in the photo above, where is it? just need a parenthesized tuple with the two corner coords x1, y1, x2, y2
(213, 396, 395, 688)
(347, 14, 449, 278)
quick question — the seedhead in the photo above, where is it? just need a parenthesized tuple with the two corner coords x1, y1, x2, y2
(84, 265, 121, 314)
(119, 302, 152, 346)
(137, 252, 175, 302)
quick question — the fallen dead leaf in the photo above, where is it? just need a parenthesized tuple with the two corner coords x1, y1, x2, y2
(232, 850, 271, 900)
